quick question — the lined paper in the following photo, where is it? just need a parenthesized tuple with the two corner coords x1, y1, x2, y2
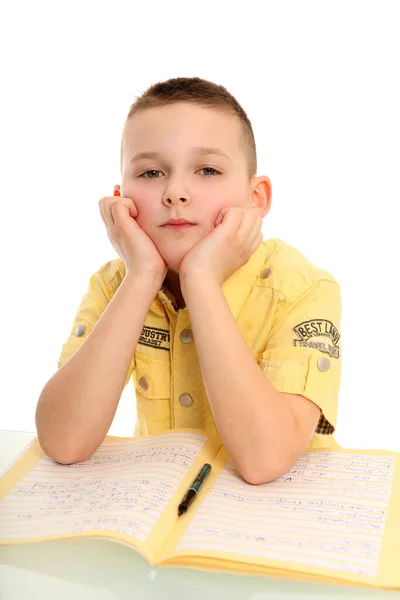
(177, 451, 395, 578)
(0, 432, 206, 543)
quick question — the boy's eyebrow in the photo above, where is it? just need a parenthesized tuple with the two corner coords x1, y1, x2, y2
(129, 146, 231, 164)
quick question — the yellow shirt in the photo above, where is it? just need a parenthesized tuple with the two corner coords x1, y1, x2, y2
(57, 238, 342, 450)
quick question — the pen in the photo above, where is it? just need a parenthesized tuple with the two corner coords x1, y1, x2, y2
(178, 463, 212, 516)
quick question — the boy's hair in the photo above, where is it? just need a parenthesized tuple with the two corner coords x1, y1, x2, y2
(120, 77, 257, 180)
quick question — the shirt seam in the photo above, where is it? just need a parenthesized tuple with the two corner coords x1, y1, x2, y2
(267, 278, 339, 341)
(98, 264, 115, 302)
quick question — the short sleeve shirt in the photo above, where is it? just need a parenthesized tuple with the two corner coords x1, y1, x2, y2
(57, 238, 342, 450)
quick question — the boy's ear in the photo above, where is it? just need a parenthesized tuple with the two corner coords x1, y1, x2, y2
(250, 176, 272, 218)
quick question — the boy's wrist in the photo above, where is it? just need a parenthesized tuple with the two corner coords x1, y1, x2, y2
(180, 268, 221, 296)
(124, 271, 164, 293)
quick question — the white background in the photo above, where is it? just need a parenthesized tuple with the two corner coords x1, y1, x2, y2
(1, 0, 399, 451)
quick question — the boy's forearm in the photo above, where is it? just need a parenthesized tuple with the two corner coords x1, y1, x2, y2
(180, 272, 298, 484)
(35, 274, 160, 464)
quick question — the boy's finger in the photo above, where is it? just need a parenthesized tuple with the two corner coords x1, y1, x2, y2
(214, 212, 223, 226)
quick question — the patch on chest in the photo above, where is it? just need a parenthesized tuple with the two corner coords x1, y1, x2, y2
(138, 325, 170, 351)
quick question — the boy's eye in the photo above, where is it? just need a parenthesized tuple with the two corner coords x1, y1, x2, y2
(199, 167, 220, 176)
(140, 169, 161, 179)
(139, 167, 220, 179)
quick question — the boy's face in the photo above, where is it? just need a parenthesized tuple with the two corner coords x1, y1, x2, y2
(120, 102, 260, 271)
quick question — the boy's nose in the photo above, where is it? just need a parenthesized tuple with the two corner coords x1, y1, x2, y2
(162, 196, 190, 205)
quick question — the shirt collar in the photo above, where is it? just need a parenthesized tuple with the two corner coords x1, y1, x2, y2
(221, 240, 268, 321)
(152, 239, 271, 318)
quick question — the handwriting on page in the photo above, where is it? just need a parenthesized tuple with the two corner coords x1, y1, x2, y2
(177, 452, 396, 578)
(0, 433, 206, 543)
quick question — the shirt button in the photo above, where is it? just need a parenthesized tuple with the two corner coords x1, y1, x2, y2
(180, 329, 193, 344)
(138, 377, 149, 391)
(75, 324, 86, 337)
(317, 357, 331, 372)
(179, 393, 193, 407)
(260, 267, 273, 279)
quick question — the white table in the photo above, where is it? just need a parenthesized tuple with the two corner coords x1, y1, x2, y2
(1, 430, 399, 599)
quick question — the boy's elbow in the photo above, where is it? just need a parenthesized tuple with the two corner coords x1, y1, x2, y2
(35, 404, 92, 465)
(36, 435, 79, 465)
(241, 469, 281, 485)
(41, 443, 91, 465)
(239, 459, 290, 485)
(36, 427, 91, 465)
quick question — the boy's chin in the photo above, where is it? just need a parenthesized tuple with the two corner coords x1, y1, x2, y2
(163, 254, 187, 272)
(156, 244, 195, 272)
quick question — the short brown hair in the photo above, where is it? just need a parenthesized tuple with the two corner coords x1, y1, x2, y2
(120, 77, 257, 179)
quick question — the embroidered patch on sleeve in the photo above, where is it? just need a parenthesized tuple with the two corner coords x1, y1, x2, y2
(292, 319, 340, 359)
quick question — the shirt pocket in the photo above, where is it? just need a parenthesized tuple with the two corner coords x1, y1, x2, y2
(134, 352, 171, 427)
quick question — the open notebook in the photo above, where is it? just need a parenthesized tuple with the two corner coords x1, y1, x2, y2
(1, 428, 399, 591)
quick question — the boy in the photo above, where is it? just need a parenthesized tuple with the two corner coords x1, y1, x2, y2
(35, 77, 342, 485)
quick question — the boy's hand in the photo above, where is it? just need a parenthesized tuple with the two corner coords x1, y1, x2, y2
(179, 207, 263, 286)
(99, 190, 167, 283)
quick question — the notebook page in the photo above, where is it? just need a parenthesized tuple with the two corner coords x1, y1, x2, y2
(0, 431, 207, 546)
(175, 449, 396, 580)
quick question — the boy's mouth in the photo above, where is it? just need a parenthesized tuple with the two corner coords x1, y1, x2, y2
(162, 223, 196, 230)
(161, 217, 197, 230)
(162, 218, 196, 226)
